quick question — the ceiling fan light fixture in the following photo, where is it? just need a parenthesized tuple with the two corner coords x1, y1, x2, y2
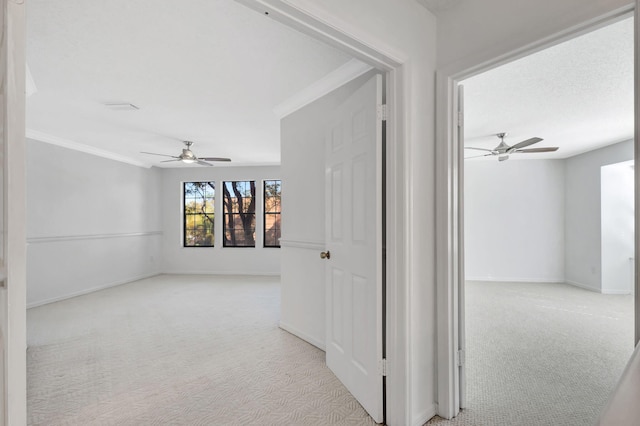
(182, 158, 196, 164)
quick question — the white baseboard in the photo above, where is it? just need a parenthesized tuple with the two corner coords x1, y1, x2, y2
(414, 404, 438, 426)
(565, 280, 600, 293)
(601, 289, 633, 295)
(466, 276, 563, 283)
(161, 270, 281, 277)
(27, 272, 161, 309)
(279, 321, 325, 351)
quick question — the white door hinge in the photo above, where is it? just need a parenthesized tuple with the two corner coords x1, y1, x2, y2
(457, 111, 464, 128)
(457, 349, 465, 367)
(377, 104, 388, 121)
(379, 358, 388, 376)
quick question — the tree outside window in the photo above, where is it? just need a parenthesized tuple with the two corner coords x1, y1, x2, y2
(264, 180, 281, 248)
(223, 181, 256, 247)
(184, 182, 215, 247)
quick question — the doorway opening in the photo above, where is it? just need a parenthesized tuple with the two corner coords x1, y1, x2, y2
(21, 0, 405, 423)
(602, 160, 635, 296)
(458, 14, 635, 424)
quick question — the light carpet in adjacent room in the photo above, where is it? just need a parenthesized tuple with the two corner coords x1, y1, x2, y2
(427, 281, 634, 426)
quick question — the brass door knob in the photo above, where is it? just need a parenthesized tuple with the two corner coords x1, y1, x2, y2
(320, 251, 331, 260)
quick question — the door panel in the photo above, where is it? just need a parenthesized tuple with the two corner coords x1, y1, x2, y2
(352, 154, 367, 242)
(331, 269, 345, 350)
(331, 166, 343, 241)
(325, 74, 383, 423)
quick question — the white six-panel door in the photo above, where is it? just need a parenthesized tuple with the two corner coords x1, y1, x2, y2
(325, 74, 383, 423)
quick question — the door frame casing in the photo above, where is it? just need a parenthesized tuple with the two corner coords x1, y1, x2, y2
(435, 4, 638, 420)
(1, 0, 28, 425)
(234, 1, 408, 424)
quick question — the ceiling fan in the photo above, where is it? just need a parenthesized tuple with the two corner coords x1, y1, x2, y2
(465, 133, 559, 161)
(141, 141, 231, 166)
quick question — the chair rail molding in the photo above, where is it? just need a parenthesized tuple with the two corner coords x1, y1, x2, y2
(27, 231, 163, 244)
(279, 239, 325, 250)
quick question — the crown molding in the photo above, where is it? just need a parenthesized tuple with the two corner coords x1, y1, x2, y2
(273, 58, 373, 118)
(413, 0, 462, 14)
(26, 129, 152, 168)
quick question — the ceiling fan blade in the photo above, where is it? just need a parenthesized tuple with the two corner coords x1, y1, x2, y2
(160, 159, 181, 163)
(464, 147, 495, 153)
(498, 155, 509, 162)
(464, 153, 492, 159)
(515, 147, 559, 153)
(509, 137, 543, 151)
(196, 160, 214, 167)
(200, 157, 232, 162)
(141, 151, 180, 159)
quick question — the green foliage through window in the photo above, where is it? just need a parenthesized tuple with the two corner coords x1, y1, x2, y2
(184, 182, 215, 247)
(264, 180, 281, 247)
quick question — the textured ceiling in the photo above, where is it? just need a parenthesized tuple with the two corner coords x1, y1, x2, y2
(463, 16, 633, 161)
(26, 0, 353, 167)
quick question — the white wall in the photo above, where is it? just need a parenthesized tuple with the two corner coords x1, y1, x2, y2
(465, 159, 565, 282)
(565, 139, 633, 291)
(601, 161, 634, 294)
(273, 1, 438, 423)
(464, 140, 633, 291)
(160, 165, 281, 275)
(26, 140, 163, 307)
(27, 142, 281, 304)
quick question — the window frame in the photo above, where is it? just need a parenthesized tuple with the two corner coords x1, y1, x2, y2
(183, 181, 216, 248)
(222, 180, 257, 248)
(263, 179, 282, 248)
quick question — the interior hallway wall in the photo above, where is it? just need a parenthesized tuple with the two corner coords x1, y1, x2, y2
(464, 159, 565, 282)
(275, 1, 438, 422)
(26, 140, 163, 307)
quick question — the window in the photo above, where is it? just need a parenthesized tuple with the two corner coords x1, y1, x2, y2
(223, 181, 256, 247)
(183, 182, 215, 247)
(264, 180, 282, 247)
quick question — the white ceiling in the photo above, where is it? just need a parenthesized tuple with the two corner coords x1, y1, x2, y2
(26, 0, 355, 167)
(463, 16, 634, 161)
(27, 3, 634, 167)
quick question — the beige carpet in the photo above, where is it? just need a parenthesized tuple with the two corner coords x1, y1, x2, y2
(427, 281, 634, 426)
(28, 276, 635, 425)
(27, 275, 376, 425)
